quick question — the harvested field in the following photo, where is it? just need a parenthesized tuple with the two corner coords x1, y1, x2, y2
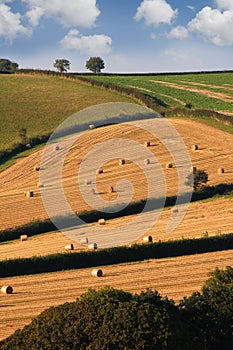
(108, 197, 233, 244)
(0, 197, 232, 259)
(0, 118, 232, 231)
(0, 231, 86, 260)
(0, 249, 233, 340)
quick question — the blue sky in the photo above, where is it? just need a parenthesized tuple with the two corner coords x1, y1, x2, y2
(0, 0, 233, 72)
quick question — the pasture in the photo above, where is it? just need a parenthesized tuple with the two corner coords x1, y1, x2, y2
(0, 74, 133, 151)
(85, 72, 233, 114)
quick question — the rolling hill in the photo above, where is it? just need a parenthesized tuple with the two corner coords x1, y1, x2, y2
(0, 71, 232, 343)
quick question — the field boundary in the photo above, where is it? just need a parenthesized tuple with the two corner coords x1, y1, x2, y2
(0, 183, 232, 244)
(0, 70, 232, 168)
(0, 232, 233, 278)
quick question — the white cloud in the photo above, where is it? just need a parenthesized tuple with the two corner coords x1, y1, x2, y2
(23, 0, 100, 28)
(0, 3, 31, 42)
(60, 30, 112, 56)
(188, 6, 233, 46)
(216, 0, 233, 11)
(134, 0, 178, 27)
(26, 6, 45, 27)
(186, 5, 195, 11)
(167, 26, 189, 39)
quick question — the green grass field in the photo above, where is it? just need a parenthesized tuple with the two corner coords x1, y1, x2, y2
(84, 72, 233, 113)
(1, 72, 233, 153)
(0, 74, 134, 151)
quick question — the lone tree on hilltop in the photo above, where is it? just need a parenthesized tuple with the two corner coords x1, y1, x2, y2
(53, 59, 71, 73)
(186, 169, 208, 191)
(85, 56, 105, 73)
(0, 58, 18, 73)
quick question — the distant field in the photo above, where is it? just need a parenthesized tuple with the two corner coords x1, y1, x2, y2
(0, 74, 134, 151)
(85, 72, 233, 114)
(0, 249, 232, 341)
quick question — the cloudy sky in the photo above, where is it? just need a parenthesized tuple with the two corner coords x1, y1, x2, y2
(0, 0, 233, 72)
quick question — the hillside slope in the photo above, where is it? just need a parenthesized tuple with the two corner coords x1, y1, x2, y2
(0, 74, 134, 151)
(0, 118, 232, 231)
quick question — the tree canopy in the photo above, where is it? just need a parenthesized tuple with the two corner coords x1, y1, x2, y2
(85, 56, 105, 73)
(180, 266, 233, 349)
(186, 169, 208, 191)
(53, 59, 71, 73)
(0, 59, 18, 73)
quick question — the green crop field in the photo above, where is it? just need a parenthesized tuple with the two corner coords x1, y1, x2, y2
(0, 74, 134, 151)
(84, 72, 233, 114)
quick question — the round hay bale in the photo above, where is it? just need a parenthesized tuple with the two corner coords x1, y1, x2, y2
(143, 236, 153, 243)
(166, 163, 173, 169)
(88, 243, 98, 250)
(118, 159, 125, 165)
(25, 191, 34, 198)
(144, 158, 150, 165)
(96, 168, 104, 174)
(218, 167, 225, 174)
(144, 141, 150, 147)
(1, 286, 13, 294)
(34, 166, 40, 171)
(89, 124, 95, 129)
(91, 269, 103, 277)
(172, 207, 179, 213)
(98, 218, 106, 225)
(54, 145, 60, 151)
(192, 144, 199, 151)
(20, 234, 28, 242)
(190, 166, 197, 173)
(108, 186, 114, 193)
(65, 244, 74, 251)
(80, 237, 89, 244)
(85, 179, 92, 185)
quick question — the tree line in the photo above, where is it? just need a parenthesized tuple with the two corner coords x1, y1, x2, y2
(0, 57, 105, 74)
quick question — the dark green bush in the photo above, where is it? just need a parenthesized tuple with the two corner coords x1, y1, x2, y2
(0, 287, 192, 350)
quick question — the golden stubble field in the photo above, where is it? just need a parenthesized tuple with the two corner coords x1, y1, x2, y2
(0, 117, 232, 341)
(0, 249, 233, 341)
(0, 196, 232, 260)
(0, 118, 232, 231)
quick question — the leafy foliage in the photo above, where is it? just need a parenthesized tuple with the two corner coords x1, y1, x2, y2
(186, 169, 209, 191)
(180, 266, 233, 349)
(0, 59, 18, 73)
(0, 287, 192, 350)
(53, 59, 71, 73)
(85, 57, 105, 73)
(1, 267, 233, 350)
